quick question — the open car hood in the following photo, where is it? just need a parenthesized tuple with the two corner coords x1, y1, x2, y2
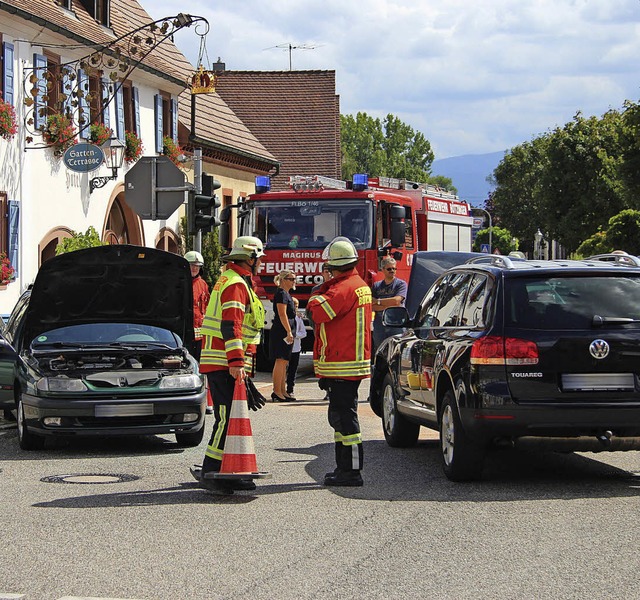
(23, 245, 194, 345)
(405, 251, 484, 319)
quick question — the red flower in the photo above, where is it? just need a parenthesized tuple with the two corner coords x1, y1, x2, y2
(0, 252, 15, 284)
(0, 92, 18, 141)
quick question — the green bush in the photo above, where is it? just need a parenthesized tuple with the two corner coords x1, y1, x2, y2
(55, 226, 105, 255)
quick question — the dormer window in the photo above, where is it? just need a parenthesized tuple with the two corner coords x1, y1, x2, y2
(79, 0, 110, 27)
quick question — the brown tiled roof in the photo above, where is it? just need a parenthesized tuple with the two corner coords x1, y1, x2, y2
(178, 91, 278, 172)
(215, 70, 341, 190)
(0, 0, 277, 166)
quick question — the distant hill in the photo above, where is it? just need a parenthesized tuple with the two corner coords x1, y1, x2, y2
(432, 151, 505, 206)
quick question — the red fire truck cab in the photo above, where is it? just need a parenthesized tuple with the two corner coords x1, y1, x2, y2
(221, 174, 473, 369)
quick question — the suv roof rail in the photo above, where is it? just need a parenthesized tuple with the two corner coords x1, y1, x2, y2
(586, 253, 640, 267)
(465, 255, 516, 269)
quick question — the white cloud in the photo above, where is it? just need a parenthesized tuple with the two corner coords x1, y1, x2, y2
(147, 0, 640, 158)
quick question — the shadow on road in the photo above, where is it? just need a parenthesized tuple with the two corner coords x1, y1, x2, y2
(30, 438, 640, 510)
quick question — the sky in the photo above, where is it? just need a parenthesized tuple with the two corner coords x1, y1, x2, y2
(146, 0, 640, 160)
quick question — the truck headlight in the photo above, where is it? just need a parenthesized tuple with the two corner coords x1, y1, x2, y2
(36, 377, 88, 392)
(159, 374, 201, 390)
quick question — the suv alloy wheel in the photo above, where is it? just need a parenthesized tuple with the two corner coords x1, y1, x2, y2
(440, 390, 484, 481)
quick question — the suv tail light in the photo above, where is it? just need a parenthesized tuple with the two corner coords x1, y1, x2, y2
(470, 336, 539, 365)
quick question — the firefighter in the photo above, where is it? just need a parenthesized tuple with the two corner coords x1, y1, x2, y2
(192, 236, 266, 495)
(307, 236, 372, 486)
(185, 250, 213, 415)
(184, 251, 210, 363)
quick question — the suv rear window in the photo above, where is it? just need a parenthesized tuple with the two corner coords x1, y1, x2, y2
(506, 275, 640, 329)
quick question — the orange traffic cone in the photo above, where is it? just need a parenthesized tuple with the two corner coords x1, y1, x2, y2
(214, 378, 271, 482)
(206, 380, 214, 414)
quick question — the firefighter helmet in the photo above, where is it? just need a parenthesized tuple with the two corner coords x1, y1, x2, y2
(323, 236, 359, 267)
(223, 236, 266, 262)
(184, 251, 204, 266)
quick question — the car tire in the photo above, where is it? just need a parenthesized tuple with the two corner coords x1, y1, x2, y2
(382, 374, 420, 447)
(440, 390, 484, 481)
(17, 399, 45, 451)
(175, 425, 205, 447)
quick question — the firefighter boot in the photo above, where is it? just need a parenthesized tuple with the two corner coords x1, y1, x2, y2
(323, 470, 363, 487)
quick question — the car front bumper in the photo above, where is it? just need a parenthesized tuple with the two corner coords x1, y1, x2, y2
(20, 389, 207, 437)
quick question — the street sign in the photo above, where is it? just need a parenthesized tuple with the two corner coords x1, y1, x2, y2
(481, 244, 490, 254)
(63, 143, 104, 173)
(124, 156, 190, 220)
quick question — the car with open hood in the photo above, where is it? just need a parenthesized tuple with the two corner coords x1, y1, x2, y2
(1, 245, 206, 450)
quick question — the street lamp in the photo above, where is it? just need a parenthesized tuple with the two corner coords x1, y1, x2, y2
(89, 137, 126, 194)
(534, 228, 544, 260)
(472, 207, 492, 254)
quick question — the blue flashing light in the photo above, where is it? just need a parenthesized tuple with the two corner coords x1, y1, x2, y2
(255, 176, 271, 194)
(352, 173, 368, 192)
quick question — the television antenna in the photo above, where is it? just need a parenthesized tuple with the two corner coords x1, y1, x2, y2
(264, 42, 322, 70)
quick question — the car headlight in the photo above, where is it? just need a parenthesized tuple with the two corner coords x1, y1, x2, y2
(159, 374, 202, 390)
(36, 377, 88, 392)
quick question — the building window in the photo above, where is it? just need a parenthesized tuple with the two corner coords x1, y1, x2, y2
(80, 0, 110, 27)
(55, 0, 73, 9)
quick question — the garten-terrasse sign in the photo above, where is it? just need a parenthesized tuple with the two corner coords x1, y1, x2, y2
(63, 143, 105, 173)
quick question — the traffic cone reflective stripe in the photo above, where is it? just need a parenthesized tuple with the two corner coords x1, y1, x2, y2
(214, 378, 271, 481)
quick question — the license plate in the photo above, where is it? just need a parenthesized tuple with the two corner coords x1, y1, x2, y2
(95, 404, 154, 417)
(561, 373, 634, 391)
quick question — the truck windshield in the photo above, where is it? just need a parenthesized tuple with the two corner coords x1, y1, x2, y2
(244, 199, 374, 249)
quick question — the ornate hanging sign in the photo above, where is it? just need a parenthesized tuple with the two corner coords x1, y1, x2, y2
(190, 64, 217, 94)
(22, 13, 210, 151)
(63, 143, 105, 173)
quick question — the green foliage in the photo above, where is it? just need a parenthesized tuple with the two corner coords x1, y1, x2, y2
(602, 209, 640, 255)
(55, 226, 105, 255)
(179, 215, 222, 290)
(341, 112, 435, 184)
(472, 226, 516, 255)
(575, 231, 610, 258)
(428, 175, 457, 195)
(491, 106, 635, 254)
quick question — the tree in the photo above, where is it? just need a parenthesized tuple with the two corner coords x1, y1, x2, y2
(575, 231, 609, 257)
(602, 209, 640, 255)
(492, 108, 629, 254)
(180, 215, 222, 290)
(472, 226, 516, 255)
(55, 226, 105, 255)
(341, 112, 435, 184)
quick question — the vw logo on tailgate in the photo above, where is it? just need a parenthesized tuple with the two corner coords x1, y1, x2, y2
(589, 339, 610, 359)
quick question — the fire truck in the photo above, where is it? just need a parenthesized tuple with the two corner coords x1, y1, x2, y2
(220, 174, 474, 369)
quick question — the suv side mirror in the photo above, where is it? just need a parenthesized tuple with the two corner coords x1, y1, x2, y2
(382, 306, 409, 328)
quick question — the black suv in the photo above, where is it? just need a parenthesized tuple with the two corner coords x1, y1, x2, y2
(369, 253, 640, 481)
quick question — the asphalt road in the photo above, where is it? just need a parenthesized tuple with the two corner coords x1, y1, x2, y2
(1, 355, 639, 600)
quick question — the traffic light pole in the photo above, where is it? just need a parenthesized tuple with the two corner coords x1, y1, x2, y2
(193, 147, 203, 253)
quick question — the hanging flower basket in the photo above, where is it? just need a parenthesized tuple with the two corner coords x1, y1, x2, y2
(89, 122, 113, 147)
(42, 113, 77, 157)
(0, 92, 18, 141)
(125, 130, 144, 164)
(163, 135, 184, 168)
(0, 252, 15, 285)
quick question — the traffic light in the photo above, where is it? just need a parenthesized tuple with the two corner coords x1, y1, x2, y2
(188, 174, 222, 235)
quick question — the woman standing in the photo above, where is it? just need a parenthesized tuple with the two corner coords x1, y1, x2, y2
(270, 269, 297, 401)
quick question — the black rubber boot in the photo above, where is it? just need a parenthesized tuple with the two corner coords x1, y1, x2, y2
(323, 470, 363, 487)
